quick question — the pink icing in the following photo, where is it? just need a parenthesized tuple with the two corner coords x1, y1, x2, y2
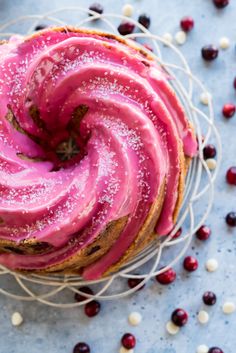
(0, 28, 197, 278)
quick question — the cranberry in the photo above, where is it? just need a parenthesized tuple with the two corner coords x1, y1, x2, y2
(128, 277, 145, 290)
(213, 0, 229, 8)
(74, 286, 94, 302)
(118, 22, 135, 35)
(208, 348, 224, 353)
(121, 333, 136, 349)
(225, 212, 236, 227)
(84, 300, 101, 317)
(73, 342, 90, 353)
(234, 77, 236, 90)
(35, 24, 47, 31)
(222, 103, 235, 118)
(180, 16, 194, 32)
(88, 2, 104, 15)
(171, 308, 188, 327)
(172, 227, 182, 239)
(203, 291, 217, 305)
(156, 267, 176, 285)
(138, 14, 151, 29)
(201, 45, 218, 61)
(183, 256, 198, 272)
(203, 144, 217, 159)
(196, 225, 211, 241)
(226, 167, 236, 185)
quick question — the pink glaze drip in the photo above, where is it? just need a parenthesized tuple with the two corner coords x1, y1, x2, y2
(0, 28, 197, 278)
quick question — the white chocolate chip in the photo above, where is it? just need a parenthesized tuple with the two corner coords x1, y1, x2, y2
(205, 258, 218, 272)
(162, 33, 173, 45)
(200, 92, 212, 105)
(119, 347, 134, 353)
(222, 301, 236, 314)
(219, 37, 230, 49)
(166, 321, 180, 335)
(197, 310, 209, 324)
(175, 31, 187, 45)
(206, 158, 217, 170)
(128, 311, 142, 326)
(11, 312, 23, 326)
(196, 345, 209, 353)
(122, 4, 134, 17)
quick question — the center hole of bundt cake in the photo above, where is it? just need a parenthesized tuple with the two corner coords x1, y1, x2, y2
(8, 103, 89, 169)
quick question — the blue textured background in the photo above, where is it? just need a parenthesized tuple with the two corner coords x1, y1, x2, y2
(0, 0, 235, 352)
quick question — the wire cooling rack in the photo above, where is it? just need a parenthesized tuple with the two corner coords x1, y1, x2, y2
(0, 8, 222, 307)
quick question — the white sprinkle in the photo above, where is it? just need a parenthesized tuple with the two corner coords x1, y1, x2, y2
(11, 312, 23, 326)
(206, 158, 217, 170)
(197, 310, 209, 324)
(196, 344, 209, 353)
(128, 312, 142, 326)
(200, 92, 212, 105)
(162, 33, 173, 45)
(222, 301, 236, 314)
(205, 258, 218, 272)
(122, 4, 134, 17)
(166, 321, 180, 335)
(175, 31, 187, 45)
(119, 347, 134, 353)
(219, 37, 230, 49)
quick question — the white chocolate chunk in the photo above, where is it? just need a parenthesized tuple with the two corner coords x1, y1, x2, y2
(222, 301, 236, 314)
(122, 4, 134, 17)
(175, 31, 187, 45)
(206, 158, 217, 170)
(128, 311, 142, 326)
(166, 321, 180, 335)
(196, 344, 209, 353)
(11, 312, 23, 326)
(162, 33, 173, 45)
(200, 92, 212, 105)
(219, 37, 230, 49)
(205, 258, 218, 272)
(197, 310, 209, 324)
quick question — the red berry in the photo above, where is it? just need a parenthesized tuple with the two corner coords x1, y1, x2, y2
(203, 291, 217, 305)
(213, 0, 229, 8)
(172, 227, 182, 239)
(183, 256, 198, 272)
(201, 45, 218, 61)
(171, 308, 188, 327)
(121, 333, 136, 349)
(84, 300, 101, 317)
(74, 286, 94, 302)
(203, 144, 217, 159)
(226, 212, 236, 227)
(128, 278, 145, 290)
(138, 14, 151, 29)
(89, 3, 104, 15)
(222, 103, 235, 118)
(208, 348, 224, 353)
(226, 167, 236, 185)
(180, 16, 194, 32)
(73, 342, 90, 353)
(156, 267, 176, 285)
(196, 225, 211, 240)
(118, 22, 135, 35)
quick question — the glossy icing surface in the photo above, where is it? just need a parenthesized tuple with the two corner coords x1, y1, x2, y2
(0, 28, 197, 278)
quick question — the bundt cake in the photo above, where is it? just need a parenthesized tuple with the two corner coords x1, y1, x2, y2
(0, 27, 197, 279)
